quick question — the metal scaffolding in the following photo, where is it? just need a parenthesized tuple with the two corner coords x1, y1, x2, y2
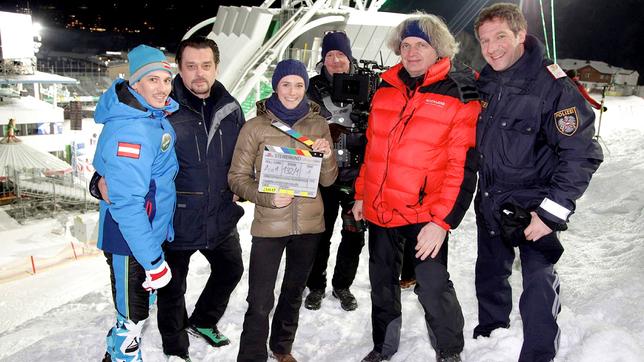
(2, 166, 98, 221)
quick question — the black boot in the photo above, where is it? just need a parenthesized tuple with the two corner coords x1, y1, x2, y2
(332, 288, 358, 311)
(361, 350, 388, 362)
(304, 289, 325, 310)
(436, 351, 461, 362)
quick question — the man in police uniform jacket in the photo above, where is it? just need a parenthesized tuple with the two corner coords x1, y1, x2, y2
(473, 3, 603, 361)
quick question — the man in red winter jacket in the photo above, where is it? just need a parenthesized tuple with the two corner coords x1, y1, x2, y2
(353, 13, 480, 362)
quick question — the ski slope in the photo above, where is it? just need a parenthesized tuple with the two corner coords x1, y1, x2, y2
(0, 96, 643, 362)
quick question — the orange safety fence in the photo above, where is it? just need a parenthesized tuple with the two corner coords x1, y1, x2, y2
(0, 240, 101, 282)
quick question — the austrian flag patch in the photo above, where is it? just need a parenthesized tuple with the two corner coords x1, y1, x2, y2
(117, 142, 141, 159)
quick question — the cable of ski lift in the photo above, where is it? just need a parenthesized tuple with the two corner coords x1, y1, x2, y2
(539, 0, 551, 59)
(538, 0, 558, 62)
(448, 0, 489, 36)
(550, 0, 557, 63)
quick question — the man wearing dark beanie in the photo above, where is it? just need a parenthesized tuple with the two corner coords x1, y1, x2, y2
(321, 31, 353, 62)
(305, 31, 368, 313)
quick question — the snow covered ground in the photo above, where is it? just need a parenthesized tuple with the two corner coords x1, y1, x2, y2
(0, 96, 643, 362)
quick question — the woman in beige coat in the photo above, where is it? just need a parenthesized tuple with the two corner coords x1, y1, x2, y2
(229, 59, 338, 362)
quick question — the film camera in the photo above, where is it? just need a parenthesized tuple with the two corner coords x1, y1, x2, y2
(331, 59, 386, 107)
(329, 60, 387, 133)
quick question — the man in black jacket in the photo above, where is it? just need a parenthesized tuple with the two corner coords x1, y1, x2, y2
(304, 31, 366, 312)
(95, 37, 245, 361)
(158, 36, 245, 361)
(473, 4, 603, 361)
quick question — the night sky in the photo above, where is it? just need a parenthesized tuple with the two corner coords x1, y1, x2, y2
(1, 0, 642, 82)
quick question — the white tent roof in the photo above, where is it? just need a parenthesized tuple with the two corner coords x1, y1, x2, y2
(0, 139, 72, 178)
(0, 71, 77, 85)
(0, 95, 64, 124)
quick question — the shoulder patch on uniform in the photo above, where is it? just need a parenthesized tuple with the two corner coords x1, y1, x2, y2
(554, 107, 579, 136)
(546, 63, 567, 79)
(161, 133, 172, 152)
(480, 100, 488, 109)
(117, 142, 141, 158)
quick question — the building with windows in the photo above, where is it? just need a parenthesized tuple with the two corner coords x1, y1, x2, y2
(559, 58, 639, 96)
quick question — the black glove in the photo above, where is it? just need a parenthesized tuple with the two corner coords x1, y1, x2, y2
(89, 171, 103, 200)
(499, 203, 531, 247)
(602, 106, 607, 112)
(500, 203, 564, 264)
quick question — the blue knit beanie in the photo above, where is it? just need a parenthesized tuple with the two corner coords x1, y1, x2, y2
(401, 20, 432, 46)
(128, 44, 172, 84)
(272, 59, 309, 90)
(321, 31, 353, 60)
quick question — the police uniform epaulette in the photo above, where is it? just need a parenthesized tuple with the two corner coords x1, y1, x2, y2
(545, 62, 567, 80)
(448, 64, 480, 103)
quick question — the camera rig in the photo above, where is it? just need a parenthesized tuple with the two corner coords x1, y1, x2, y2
(331, 59, 388, 108)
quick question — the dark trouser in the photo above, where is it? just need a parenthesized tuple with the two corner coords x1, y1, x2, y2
(237, 233, 321, 362)
(306, 185, 365, 291)
(105, 253, 151, 361)
(368, 223, 464, 359)
(400, 235, 416, 281)
(474, 220, 561, 362)
(106, 252, 149, 323)
(157, 231, 243, 357)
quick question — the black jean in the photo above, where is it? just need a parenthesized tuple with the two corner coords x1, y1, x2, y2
(368, 223, 464, 359)
(237, 233, 321, 362)
(306, 184, 365, 291)
(157, 231, 243, 356)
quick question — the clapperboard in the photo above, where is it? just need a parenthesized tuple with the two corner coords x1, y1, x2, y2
(257, 121, 323, 198)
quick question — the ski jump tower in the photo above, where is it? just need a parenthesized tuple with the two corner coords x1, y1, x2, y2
(183, 0, 411, 116)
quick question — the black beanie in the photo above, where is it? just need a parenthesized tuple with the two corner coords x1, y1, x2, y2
(321, 31, 353, 60)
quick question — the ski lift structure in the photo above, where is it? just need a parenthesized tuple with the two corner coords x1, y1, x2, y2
(182, 0, 410, 117)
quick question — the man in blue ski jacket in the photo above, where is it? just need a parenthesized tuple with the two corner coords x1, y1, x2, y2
(473, 4, 603, 361)
(94, 44, 178, 362)
(93, 37, 246, 361)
